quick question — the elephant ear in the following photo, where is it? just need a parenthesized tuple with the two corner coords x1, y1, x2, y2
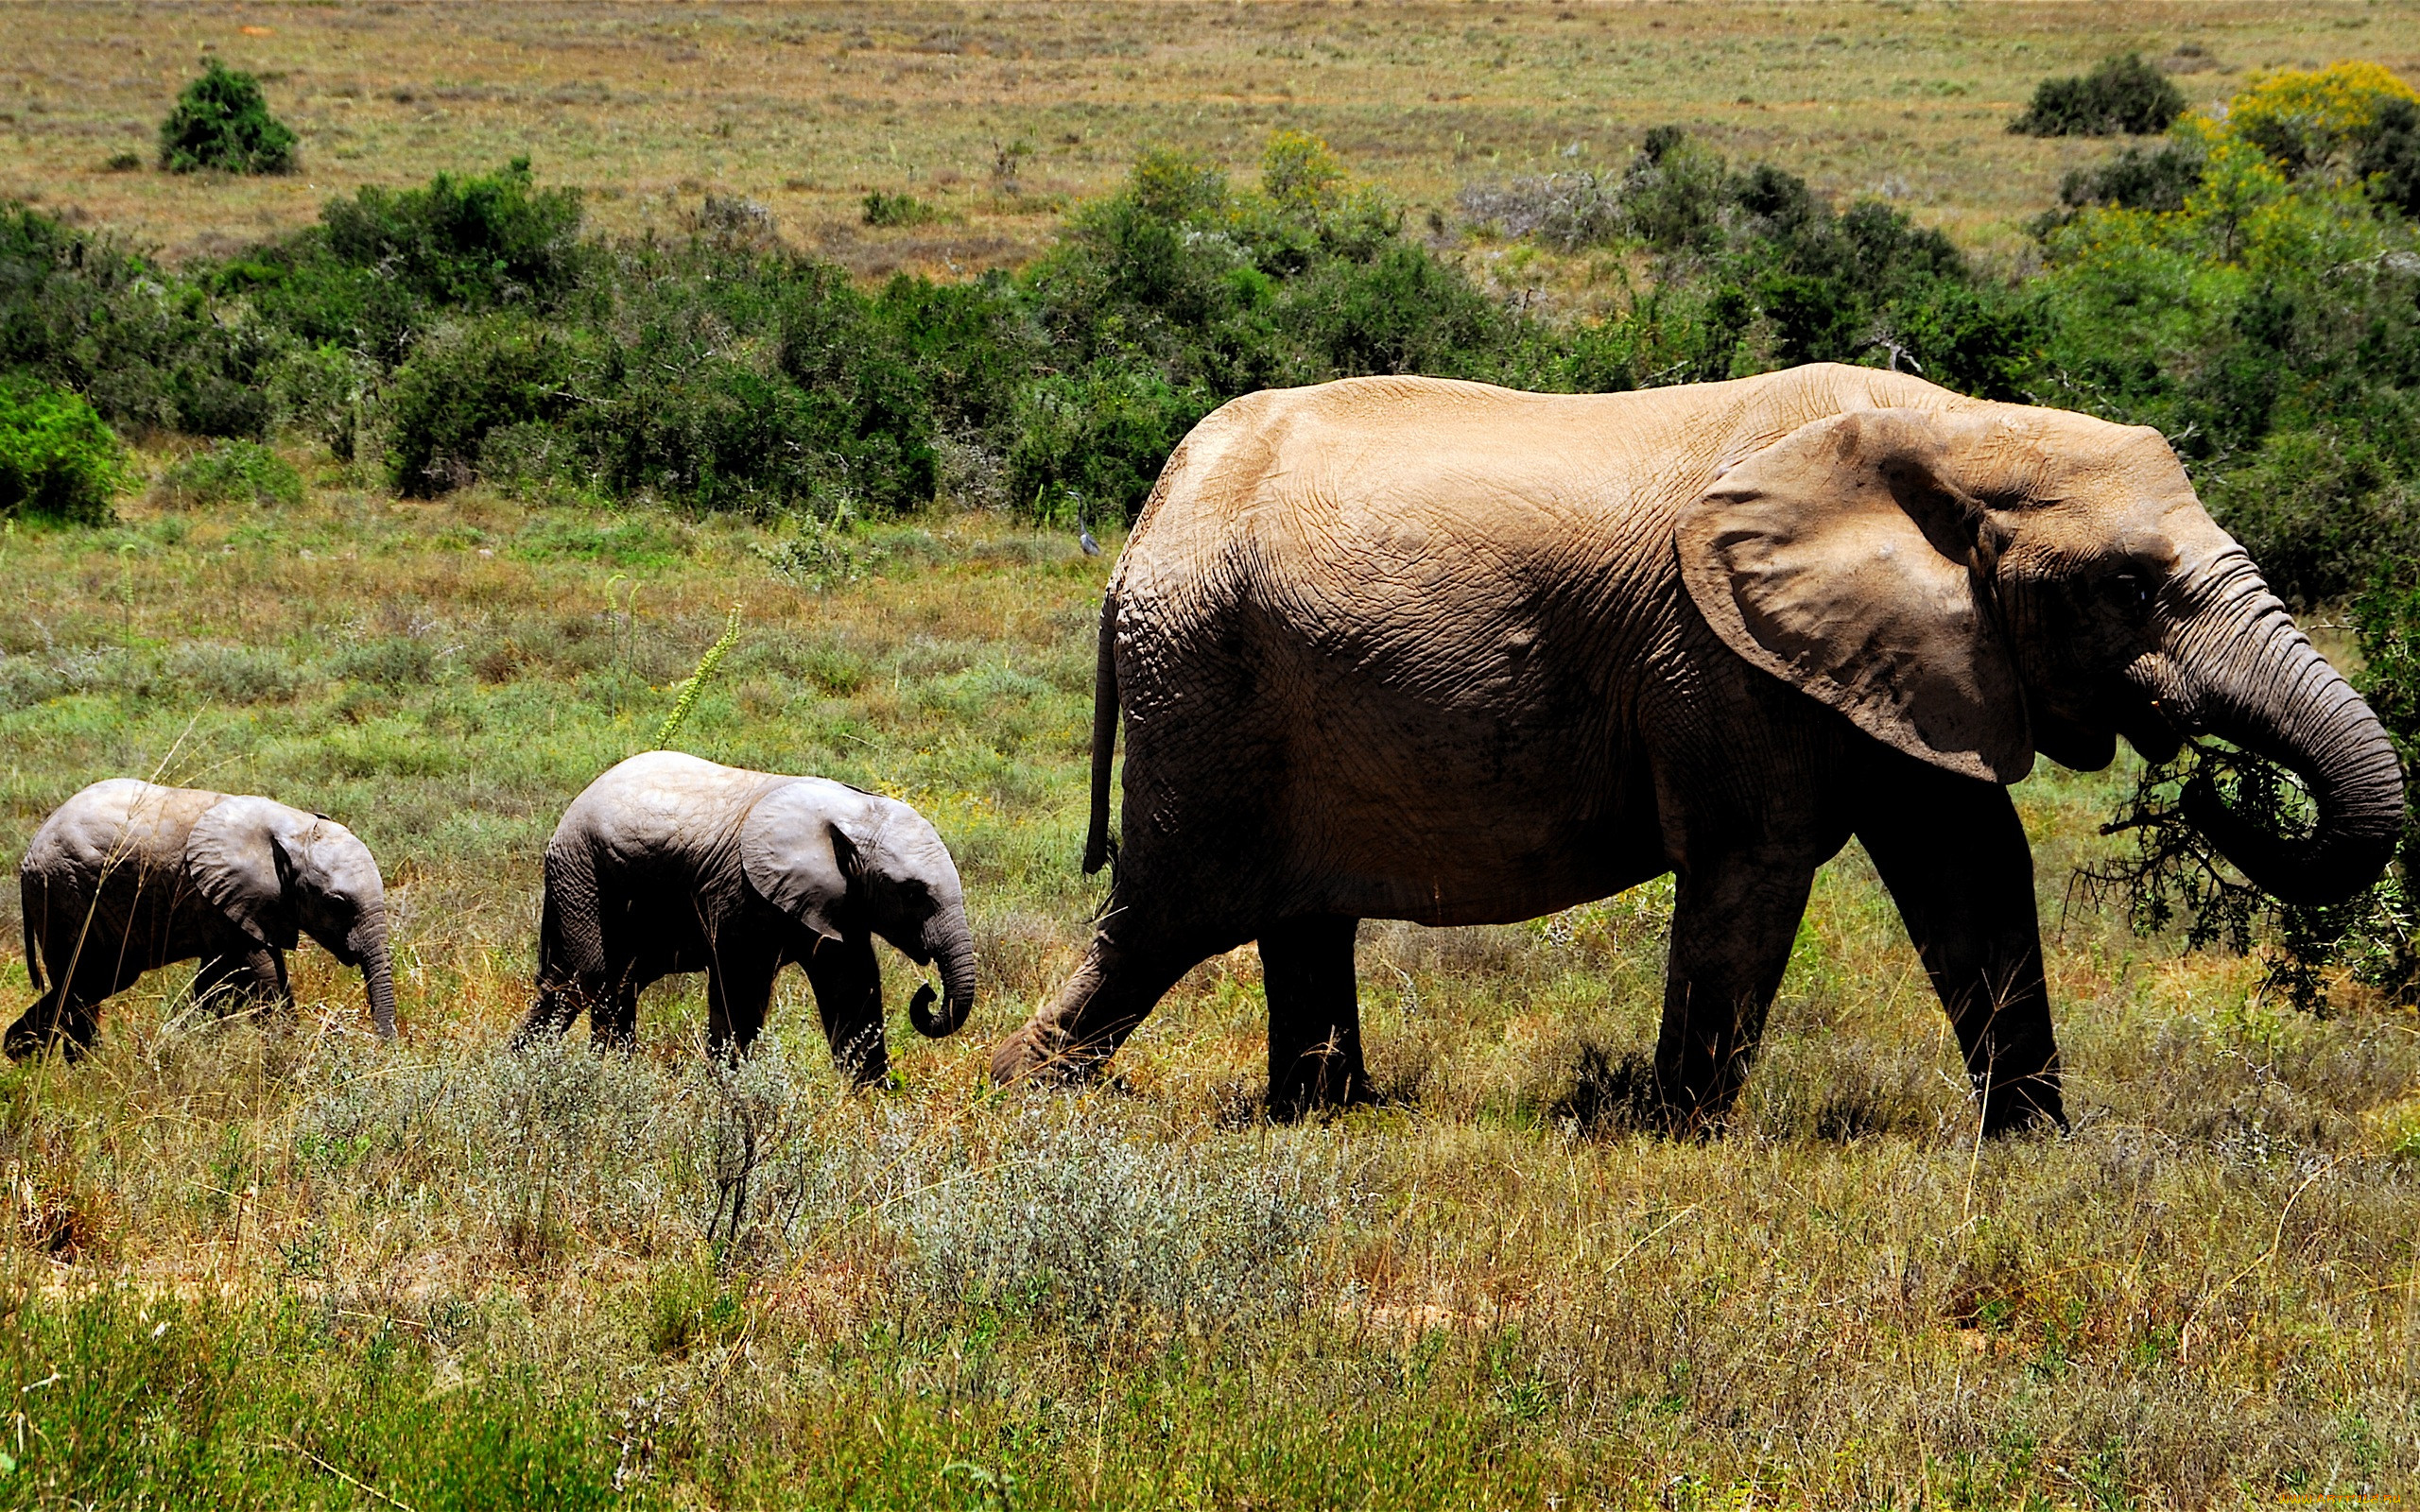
(185, 796, 304, 950)
(739, 782, 853, 942)
(1676, 406, 2032, 783)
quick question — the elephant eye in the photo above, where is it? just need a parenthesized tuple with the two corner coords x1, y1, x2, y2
(2107, 571, 2152, 614)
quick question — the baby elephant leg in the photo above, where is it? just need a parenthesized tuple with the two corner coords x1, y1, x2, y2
(8, 939, 137, 1061)
(5, 988, 83, 1061)
(804, 936, 889, 1088)
(193, 947, 292, 1026)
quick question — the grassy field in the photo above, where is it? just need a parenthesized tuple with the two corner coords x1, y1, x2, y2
(4, 2, 2420, 1505)
(11, 1, 2420, 273)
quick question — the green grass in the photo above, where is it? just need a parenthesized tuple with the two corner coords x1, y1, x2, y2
(0, 455, 2412, 1504)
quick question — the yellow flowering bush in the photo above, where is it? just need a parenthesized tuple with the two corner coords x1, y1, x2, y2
(2228, 60, 2420, 176)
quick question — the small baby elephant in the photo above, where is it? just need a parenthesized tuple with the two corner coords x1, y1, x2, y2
(10, 780, 396, 1059)
(518, 751, 978, 1081)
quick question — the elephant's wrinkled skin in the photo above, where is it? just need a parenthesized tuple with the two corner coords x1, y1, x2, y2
(9, 780, 396, 1059)
(993, 364, 2404, 1133)
(518, 751, 977, 1080)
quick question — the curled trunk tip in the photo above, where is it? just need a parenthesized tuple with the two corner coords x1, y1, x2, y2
(909, 918, 977, 1039)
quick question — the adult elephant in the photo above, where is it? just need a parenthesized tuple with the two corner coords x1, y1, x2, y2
(992, 364, 2404, 1134)
(9, 780, 396, 1059)
(518, 751, 977, 1083)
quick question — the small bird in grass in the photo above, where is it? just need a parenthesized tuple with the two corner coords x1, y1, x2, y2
(1079, 525, 1101, 557)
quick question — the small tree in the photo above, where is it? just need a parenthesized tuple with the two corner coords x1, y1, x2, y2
(159, 59, 296, 174)
(2010, 53, 2187, 138)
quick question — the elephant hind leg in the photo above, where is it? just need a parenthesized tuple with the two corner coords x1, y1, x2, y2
(1261, 916, 1369, 1120)
(5, 989, 90, 1061)
(9, 934, 130, 1061)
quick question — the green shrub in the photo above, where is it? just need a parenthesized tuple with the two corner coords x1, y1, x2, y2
(384, 315, 590, 496)
(2010, 53, 2187, 137)
(214, 159, 585, 366)
(0, 377, 130, 522)
(862, 191, 943, 227)
(2053, 140, 2208, 215)
(0, 203, 282, 437)
(153, 438, 304, 509)
(2358, 97, 2420, 216)
(157, 59, 296, 174)
(1006, 365, 1216, 524)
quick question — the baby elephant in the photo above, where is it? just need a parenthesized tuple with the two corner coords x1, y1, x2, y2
(10, 780, 396, 1059)
(519, 751, 977, 1081)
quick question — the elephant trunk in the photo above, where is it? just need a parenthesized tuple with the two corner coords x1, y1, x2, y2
(2167, 555, 2405, 905)
(349, 911, 398, 1040)
(908, 903, 978, 1039)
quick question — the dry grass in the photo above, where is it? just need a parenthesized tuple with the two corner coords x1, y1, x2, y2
(0, 450, 2412, 1502)
(10, 1, 2420, 276)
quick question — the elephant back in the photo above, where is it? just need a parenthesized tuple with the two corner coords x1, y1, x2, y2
(26, 780, 223, 884)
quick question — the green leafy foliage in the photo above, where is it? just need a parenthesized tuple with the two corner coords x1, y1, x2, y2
(212, 157, 587, 365)
(157, 59, 297, 174)
(0, 204, 282, 437)
(0, 376, 129, 522)
(2009, 53, 2187, 138)
(153, 438, 304, 509)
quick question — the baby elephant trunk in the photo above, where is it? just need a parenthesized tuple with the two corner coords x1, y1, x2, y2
(348, 911, 398, 1040)
(908, 904, 978, 1039)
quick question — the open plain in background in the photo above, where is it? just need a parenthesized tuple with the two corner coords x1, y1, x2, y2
(0, 3, 2416, 1507)
(10, 1, 2420, 269)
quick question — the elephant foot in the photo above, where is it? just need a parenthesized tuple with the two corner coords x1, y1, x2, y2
(1979, 1082, 2068, 1139)
(988, 1022, 1107, 1088)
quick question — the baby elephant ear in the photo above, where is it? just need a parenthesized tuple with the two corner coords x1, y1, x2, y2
(185, 796, 304, 950)
(1676, 406, 2033, 784)
(740, 782, 852, 942)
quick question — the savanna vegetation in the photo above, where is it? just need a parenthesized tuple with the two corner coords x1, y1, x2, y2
(1, 6, 2418, 1506)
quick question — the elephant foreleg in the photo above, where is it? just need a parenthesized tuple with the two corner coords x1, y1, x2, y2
(1653, 850, 1817, 1136)
(705, 949, 780, 1062)
(1260, 915, 1369, 1119)
(1857, 764, 2065, 1136)
(193, 947, 291, 1025)
(804, 936, 888, 1088)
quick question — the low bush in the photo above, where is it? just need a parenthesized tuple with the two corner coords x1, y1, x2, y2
(157, 59, 296, 174)
(0, 376, 129, 522)
(0, 204, 282, 438)
(2051, 139, 2208, 215)
(862, 191, 943, 228)
(215, 158, 587, 366)
(152, 438, 303, 509)
(2009, 53, 2187, 138)
(384, 315, 591, 497)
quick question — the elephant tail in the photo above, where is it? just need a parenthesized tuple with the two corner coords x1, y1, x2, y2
(19, 870, 41, 995)
(1082, 588, 1120, 876)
